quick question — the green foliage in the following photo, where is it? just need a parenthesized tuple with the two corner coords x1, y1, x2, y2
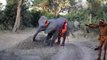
(89, 4, 107, 24)
(0, 1, 17, 30)
(1, 0, 107, 31)
(30, 10, 42, 27)
(33, 0, 48, 5)
(41, 11, 54, 18)
(66, 10, 89, 23)
(0, 0, 42, 30)
(20, 5, 33, 28)
(69, 0, 76, 6)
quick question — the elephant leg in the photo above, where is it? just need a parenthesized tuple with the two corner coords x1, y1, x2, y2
(61, 34, 66, 46)
(44, 32, 54, 46)
(56, 34, 61, 44)
(50, 31, 58, 46)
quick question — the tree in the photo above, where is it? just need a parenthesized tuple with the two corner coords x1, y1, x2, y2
(69, 0, 76, 6)
(47, 0, 71, 17)
(87, 0, 101, 16)
(12, 0, 24, 32)
(0, 0, 18, 30)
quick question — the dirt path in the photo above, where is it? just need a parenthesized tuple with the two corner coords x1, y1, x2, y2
(51, 41, 97, 60)
(0, 28, 36, 50)
(0, 29, 105, 60)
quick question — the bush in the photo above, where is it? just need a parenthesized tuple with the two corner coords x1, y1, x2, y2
(30, 10, 42, 27)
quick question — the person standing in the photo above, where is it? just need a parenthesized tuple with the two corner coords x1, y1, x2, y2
(85, 19, 107, 60)
(73, 17, 81, 31)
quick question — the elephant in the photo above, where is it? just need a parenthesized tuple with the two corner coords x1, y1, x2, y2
(44, 17, 74, 46)
(33, 16, 57, 42)
(33, 16, 49, 41)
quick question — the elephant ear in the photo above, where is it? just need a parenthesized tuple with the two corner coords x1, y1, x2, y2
(45, 20, 49, 27)
(38, 16, 48, 26)
(62, 21, 67, 33)
(45, 21, 57, 34)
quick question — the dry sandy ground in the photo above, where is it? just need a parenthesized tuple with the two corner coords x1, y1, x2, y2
(0, 28, 106, 60)
(0, 28, 35, 51)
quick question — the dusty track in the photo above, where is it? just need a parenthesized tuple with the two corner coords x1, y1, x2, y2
(0, 29, 106, 60)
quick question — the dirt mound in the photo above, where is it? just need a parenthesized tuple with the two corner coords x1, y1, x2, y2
(0, 34, 60, 60)
(13, 36, 45, 49)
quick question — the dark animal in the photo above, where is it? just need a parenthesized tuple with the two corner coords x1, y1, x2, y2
(45, 17, 74, 46)
(33, 16, 49, 41)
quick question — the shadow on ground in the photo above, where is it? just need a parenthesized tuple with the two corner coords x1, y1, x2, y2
(13, 35, 46, 49)
(0, 35, 60, 60)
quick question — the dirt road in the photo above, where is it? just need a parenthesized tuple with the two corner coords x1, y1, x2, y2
(51, 41, 97, 60)
(0, 29, 104, 60)
(0, 28, 35, 51)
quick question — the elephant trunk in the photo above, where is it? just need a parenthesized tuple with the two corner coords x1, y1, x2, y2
(33, 26, 44, 41)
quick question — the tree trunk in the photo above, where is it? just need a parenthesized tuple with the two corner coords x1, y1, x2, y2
(12, 0, 24, 32)
(89, 13, 92, 24)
